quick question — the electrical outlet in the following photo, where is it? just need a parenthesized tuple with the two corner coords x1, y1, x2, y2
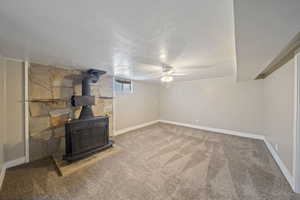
(195, 119, 200, 123)
(275, 144, 279, 151)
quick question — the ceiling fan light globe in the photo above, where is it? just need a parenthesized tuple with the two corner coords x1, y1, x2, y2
(161, 76, 173, 82)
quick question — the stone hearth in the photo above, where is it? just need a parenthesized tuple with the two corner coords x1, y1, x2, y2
(53, 146, 120, 176)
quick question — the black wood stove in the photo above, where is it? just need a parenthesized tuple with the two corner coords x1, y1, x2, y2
(63, 69, 113, 162)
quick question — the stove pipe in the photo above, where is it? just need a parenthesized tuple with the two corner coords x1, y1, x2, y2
(79, 69, 106, 119)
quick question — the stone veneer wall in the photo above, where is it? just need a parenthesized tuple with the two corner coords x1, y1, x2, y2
(29, 63, 113, 161)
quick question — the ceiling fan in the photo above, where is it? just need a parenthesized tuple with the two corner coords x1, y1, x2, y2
(114, 58, 233, 82)
(138, 64, 188, 82)
(160, 64, 184, 82)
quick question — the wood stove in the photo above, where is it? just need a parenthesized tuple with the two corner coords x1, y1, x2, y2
(63, 69, 113, 162)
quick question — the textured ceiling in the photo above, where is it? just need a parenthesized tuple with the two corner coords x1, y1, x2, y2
(234, 0, 300, 81)
(0, 0, 235, 81)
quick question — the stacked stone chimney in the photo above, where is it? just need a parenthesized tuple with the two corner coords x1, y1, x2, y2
(29, 63, 113, 161)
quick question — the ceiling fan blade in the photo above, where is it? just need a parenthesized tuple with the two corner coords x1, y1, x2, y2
(172, 72, 188, 76)
(175, 66, 212, 72)
(132, 56, 163, 67)
(176, 60, 234, 71)
(134, 72, 163, 80)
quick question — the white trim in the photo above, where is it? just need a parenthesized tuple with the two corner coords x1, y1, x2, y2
(114, 120, 159, 136)
(0, 166, 6, 189)
(112, 76, 117, 137)
(2, 60, 7, 167)
(0, 58, 6, 190)
(294, 51, 300, 193)
(3, 57, 24, 63)
(293, 53, 297, 187)
(5, 157, 26, 169)
(232, 0, 238, 82)
(264, 138, 295, 190)
(158, 120, 265, 140)
(24, 61, 30, 163)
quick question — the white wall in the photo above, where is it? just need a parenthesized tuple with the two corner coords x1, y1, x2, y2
(159, 77, 265, 135)
(159, 63, 296, 182)
(263, 59, 295, 175)
(1, 59, 25, 163)
(114, 81, 160, 132)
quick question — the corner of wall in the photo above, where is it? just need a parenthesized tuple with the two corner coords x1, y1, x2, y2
(0, 165, 6, 190)
(264, 138, 295, 190)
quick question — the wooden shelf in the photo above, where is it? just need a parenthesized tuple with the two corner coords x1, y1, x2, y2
(27, 96, 113, 102)
(28, 99, 68, 103)
(97, 96, 113, 99)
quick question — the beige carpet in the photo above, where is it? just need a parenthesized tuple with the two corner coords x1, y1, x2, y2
(0, 123, 299, 200)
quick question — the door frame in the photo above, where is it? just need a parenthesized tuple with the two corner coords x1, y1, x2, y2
(24, 61, 30, 163)
(293, 49, 300, 193)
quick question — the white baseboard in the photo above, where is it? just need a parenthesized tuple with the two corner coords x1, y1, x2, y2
(0, 166, 6, 189)
(264, 139, 295, 190)
(159, 119, 296, 191)
(0, 157, 26, 189)
(5, 157, 26, 169)
(114, 120, 159, 136)
(159, 120, 265, 140)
